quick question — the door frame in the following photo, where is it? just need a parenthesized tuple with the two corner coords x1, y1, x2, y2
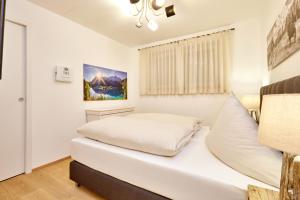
(5, 17, 32, 174)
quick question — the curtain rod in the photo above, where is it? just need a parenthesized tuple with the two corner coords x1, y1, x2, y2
(138, 28, 235, 51)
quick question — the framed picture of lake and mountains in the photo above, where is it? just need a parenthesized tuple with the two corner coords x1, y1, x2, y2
(83, 64, 127, 101)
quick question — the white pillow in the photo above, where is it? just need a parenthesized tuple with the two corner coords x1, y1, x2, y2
(206, 96, 282, 188)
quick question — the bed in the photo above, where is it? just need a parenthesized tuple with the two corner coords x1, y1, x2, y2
(70, 75, 300, 200)
(71, 126, 277, 200)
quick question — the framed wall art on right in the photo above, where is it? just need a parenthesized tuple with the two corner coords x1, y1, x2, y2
(267, 0, 300, 70)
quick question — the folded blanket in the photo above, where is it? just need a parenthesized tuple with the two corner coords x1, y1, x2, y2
(77, 115, 200, 156)
(126, 113, 201, 131)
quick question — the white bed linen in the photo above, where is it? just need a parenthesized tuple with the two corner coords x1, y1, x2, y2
(77, 116, 197, 156)
(71, 127, 277, 200)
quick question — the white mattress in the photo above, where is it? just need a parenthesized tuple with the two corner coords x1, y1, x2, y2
(71, 127, 277, 200)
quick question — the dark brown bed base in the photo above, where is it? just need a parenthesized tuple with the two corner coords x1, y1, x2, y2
(70, 160, 171, 200)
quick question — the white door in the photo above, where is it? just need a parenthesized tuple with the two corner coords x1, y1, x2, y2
(0, 21, 26, 181)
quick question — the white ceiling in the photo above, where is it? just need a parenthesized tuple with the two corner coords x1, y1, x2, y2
(28, 0, 266, 47)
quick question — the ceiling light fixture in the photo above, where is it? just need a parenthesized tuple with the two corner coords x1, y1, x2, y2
(129, 0, 176, 31)
(147, 19, 159, 31)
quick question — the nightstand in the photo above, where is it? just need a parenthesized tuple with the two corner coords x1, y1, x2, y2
(248, 185, 279, 200)
(85, 107, 135, 122)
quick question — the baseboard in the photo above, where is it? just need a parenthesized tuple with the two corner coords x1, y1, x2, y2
(32, 156, 71, 171)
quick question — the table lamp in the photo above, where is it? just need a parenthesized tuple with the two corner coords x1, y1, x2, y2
(259, 94, 300, 200)
(241, 95, 260, 122)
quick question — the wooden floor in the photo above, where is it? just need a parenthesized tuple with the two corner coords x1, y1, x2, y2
(0, 158, 105, 200)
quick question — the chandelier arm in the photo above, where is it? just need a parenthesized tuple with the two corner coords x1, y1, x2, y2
(145, 0, 150, 22)
(138, 10, 144, 23)
(132, 4, 142, 16)
(137, 0, 145, 26)
(148, 0, 152, 11)
(132, 1, 144, 16)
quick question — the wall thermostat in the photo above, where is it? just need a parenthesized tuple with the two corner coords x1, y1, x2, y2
(55, 66, 72, 82)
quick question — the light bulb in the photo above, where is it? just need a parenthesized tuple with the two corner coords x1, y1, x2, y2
(151, 0, 165, 10)
(147, 19, 158, 31)
(119, 1, 134, 16)
(155, 0, 165, 7)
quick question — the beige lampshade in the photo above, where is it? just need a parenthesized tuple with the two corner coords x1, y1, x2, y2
(258, 94, 300, 155)
(241, 95, 260, 109)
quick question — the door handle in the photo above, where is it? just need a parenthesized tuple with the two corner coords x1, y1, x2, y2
(18, 97, 25, 102)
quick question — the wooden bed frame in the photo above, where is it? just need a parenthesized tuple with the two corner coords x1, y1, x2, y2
(70, 75, 300, 200)
(260, 75, 300, 109)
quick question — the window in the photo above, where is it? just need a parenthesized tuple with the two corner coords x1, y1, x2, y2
(139, 31, 232, 95)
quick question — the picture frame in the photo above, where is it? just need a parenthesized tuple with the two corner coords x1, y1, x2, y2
(267, 0, 300, 70)
(83, 64, 128, 101)
(0, 0, 6, 80)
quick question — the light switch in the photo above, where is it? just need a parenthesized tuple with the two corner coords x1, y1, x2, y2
(55, 66, 72, 83)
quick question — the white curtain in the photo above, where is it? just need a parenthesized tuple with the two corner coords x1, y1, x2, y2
(139, 31, 232, 95)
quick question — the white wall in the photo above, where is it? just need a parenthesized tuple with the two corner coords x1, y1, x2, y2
(6, 0, 136, 169)
(4, 0, 271, 168)
(231, 19, 265, 94)
(133, 19, 265, 125)
(263, 0, 300, 83)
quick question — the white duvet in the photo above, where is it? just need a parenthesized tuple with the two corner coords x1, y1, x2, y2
(127, 113, 201, 130)
(77, 113, 201, 156)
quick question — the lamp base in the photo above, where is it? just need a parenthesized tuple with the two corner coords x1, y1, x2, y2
(294, 156, 300, 200)
(280, 153, 300, 200)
